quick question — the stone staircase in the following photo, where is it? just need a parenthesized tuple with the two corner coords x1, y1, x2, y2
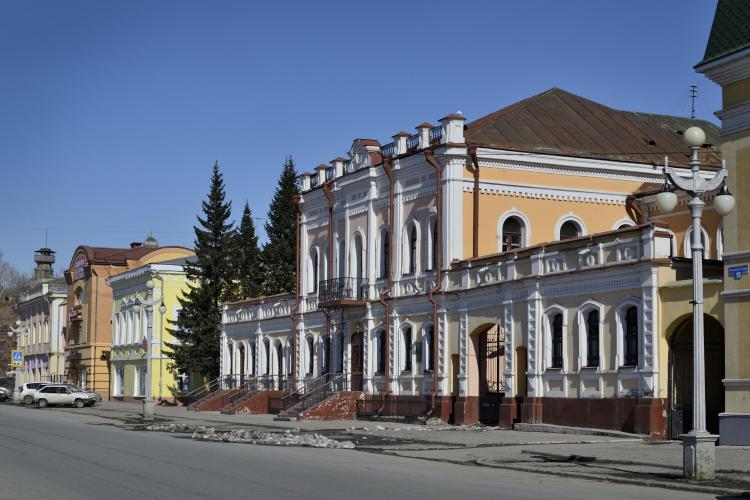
(274, 373, 348, 421)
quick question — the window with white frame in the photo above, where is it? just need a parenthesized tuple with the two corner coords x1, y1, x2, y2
(500, 216, 525, 252)
(351, 233, 364, 280)
(275, 341, 284, 377)
(623, 306, 639, 366)
(408, 225, 418, 274)
(115, 365, 125, 396)
(578, 305, 601, 368)
(423, 325, 434, 372)
(374, 330, 385, 374)
(321, 335, 330, 374)
(544, 308, 566, 370)
(264, 338, 271, 375)
(337, 239, 346, 278)
(309, 248, 319, 294)
(379, 227, 390, 279)
(559, 220, 582, 240)
(306, 336, 315, 375)
(401, 326, 413, 373)
(425, 217, 437, 272)
(135, 364, 146, 396)
(337, 333, 345, 373)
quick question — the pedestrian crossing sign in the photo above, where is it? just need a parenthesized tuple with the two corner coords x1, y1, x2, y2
(11, 350, 23, 368)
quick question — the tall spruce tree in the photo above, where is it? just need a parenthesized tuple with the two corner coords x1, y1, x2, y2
(232, 201, 263, 299)
(166, 163, 234, 378)
(261, 156, 298, 295)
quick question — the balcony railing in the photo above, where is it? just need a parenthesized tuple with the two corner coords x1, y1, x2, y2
(380, 142, 396, 158)
(429, 126, 443, 143)
(406, 133, 419, 150)
(318, 277, 368, 307)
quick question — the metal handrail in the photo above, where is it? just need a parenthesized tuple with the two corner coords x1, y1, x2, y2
(318, 277, 368, 303)
(186, 374, 248, 408)
(185, 374, 224, 406)
(279, 372, 361, 417)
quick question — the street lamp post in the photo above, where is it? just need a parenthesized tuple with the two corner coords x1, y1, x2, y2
(133, 278, 167, 420)
(9, 321, 28, 387)
(655, 126, 735, 480)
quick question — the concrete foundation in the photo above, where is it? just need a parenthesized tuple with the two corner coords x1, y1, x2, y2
(681, 432, 718, 480)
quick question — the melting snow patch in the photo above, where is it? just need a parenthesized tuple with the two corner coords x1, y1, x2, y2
(191, 427, 355, 449)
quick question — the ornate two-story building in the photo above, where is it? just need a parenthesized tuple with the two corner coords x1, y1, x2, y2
(221, 88, 728, 437)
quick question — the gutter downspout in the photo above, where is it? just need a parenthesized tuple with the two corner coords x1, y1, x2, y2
(425, 151, 442, 417)
(90, 265, 98, 394)
(322, 182, 334, 375)
(379, 158, 395, 409)
(467, 145, 480, 258)
(625, 195, 644, 224)
(290, 195, 301, 393)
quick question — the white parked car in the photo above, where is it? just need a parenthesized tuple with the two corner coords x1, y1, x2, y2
(18, 382, 49, 405)
(33, 384, 97, 408)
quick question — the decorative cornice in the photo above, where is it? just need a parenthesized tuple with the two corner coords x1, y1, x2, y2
(464, 179, 627, 205)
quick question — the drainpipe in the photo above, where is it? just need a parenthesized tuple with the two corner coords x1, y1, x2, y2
(322, 182, 334, 375)
(425, 151, 442, 417)
(625, 195, 644, 224)
(290, 195, 301, 392)
(466, 145, 480, 258)
(379, 158, 395, 407)
(90, 264, 99, 393)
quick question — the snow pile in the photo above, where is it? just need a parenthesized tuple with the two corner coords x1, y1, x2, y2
(191, 427, 355, 449)
(133, 423, 194, 433)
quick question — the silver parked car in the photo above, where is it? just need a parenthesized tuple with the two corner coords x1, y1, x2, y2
(33, 384, 97, 408)
(18, 382, 49, 405)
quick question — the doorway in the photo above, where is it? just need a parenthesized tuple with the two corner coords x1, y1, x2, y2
(668, 314, 724, 439)
(350, 331, 364, 391)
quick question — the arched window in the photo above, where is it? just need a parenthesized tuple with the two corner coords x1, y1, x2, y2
(559, 221, 581, 240)
(586, 310, 599, 368)
(250, 342, 256, 376)
(275, 342, 284, 378)
(376, 331, 385, 374)
(431, 219, 437, 271)
(228, 343, 234, 374)
(310, 249, 319, 294)
(409, 226, 418, 274)
(306, 336, 315, 375)
(624, 306, 638, 366)
(264, 338, 270, 375)
(352, 233, 364, 280)
(322, 335, 331, 374)
(424, 325, 434, 372)
(717, 223, 724, 260)
(238, 344, 246, 377)
(337, 239, 346, 278)
(501, 217, 524, 252)
(551, 314, 563, 369)
(402, 326, 413, 372)
(337, 332, 345, 373)
(379, 228, 390, 279)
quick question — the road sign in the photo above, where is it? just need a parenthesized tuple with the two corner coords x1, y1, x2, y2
(11, 350, 23, 368)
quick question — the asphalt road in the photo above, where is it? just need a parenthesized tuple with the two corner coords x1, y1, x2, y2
(0, 403, 716, 500)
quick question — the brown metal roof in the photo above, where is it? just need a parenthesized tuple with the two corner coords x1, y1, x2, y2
(465, 88, 722, 168)
(76, 245, 192, 265)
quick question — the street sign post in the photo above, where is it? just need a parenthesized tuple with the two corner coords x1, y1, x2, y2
(11, 350, 23, 369)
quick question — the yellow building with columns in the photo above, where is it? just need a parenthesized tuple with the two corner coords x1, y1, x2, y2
(109, 255, 197, 404)
(696, 0, 750, 445)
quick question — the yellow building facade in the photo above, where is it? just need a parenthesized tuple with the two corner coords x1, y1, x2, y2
(696, 0, 750, 445)
(109, 257, 196, 403)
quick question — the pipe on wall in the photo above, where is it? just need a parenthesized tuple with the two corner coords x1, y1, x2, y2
(379, 158, 395, 405)
(290, 195, 301, 392)
(424, 151, 442, 416)
(467, 145, 480, 259)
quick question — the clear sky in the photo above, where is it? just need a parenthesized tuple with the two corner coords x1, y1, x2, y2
(0, 0, 721, 274)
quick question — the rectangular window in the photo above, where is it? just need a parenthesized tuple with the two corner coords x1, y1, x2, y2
(135, 365, 146, 396)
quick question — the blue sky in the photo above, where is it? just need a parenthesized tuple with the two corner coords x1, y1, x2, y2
(0, 0, 721, 274)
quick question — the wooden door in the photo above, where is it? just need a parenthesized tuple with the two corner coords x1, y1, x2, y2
(350, 332, 363, 391)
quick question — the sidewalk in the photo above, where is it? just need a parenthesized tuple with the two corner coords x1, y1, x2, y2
(51, 401, 750, 497)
